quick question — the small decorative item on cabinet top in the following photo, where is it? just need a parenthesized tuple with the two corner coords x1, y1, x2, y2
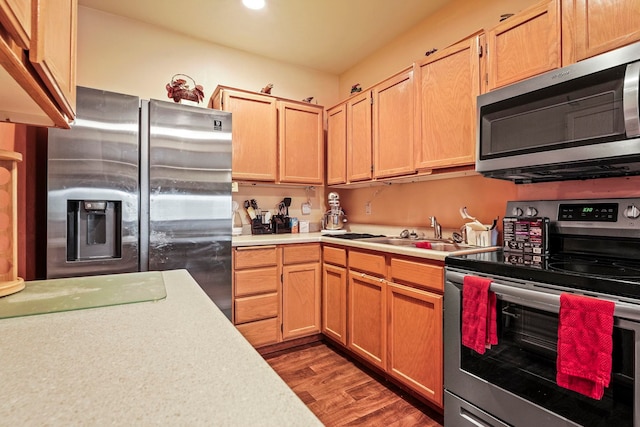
(302, 96, 314, 103)
(350, 83, 362, 94)
(260, 83, 274, 94)
(165, 74, 204, 103)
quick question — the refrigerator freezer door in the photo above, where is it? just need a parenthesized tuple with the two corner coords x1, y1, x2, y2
(145, 100, 232, 318)
(47, 87, 140, 279)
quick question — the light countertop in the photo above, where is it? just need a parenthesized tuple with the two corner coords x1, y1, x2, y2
(233, 229, 498, 262)
(0, 270, 322, 426)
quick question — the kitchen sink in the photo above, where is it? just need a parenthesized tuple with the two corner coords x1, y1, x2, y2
(356, 236, 475, 252)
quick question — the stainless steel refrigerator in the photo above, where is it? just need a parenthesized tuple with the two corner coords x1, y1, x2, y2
(46, 86, 233, 318)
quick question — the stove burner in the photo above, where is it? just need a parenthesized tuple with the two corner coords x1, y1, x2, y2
(548, 259, 640, 278)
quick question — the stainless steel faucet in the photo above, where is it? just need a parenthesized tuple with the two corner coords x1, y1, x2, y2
(429, 216, 442, 240)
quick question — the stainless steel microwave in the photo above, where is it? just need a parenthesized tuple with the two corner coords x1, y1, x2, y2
(476, 41, 640, 183)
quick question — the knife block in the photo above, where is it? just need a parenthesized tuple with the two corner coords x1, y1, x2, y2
(0, 150, 24, 297)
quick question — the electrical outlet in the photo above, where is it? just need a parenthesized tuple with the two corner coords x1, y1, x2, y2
(365, 202, 371, 215)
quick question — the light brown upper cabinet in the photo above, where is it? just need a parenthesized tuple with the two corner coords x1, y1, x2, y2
(210, 87, 278, 182)
(372, 67, 416, 179)
(486, 0, 561, 91)
(210, 86, 324, 185)
(0, 0, 76, 128)
(347, 90, 373, 182)
(31, 0, 77, 121)
(278, 100, 324, 185)
(326, 103, 347, 185)
(562, 0, 640, 64)
(414, 34, 483, 170)
(0, 0, 31, 49)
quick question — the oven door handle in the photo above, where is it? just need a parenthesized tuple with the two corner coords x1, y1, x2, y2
(447, 271, 640, 322)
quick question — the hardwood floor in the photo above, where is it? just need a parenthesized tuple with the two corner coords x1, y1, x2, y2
(264, 341, 444, 427)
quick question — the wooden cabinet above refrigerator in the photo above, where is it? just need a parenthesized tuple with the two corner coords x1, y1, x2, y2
(209, 86, 324, 185)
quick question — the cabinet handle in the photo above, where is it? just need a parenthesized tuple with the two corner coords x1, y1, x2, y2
(236, 245, 277, 251)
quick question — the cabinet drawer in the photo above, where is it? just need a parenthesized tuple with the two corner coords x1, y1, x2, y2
(323, 245, 346, 266)
(390, 257, 444, 292)
(235, 293, 278, 324)
(236, 317, 279, 348)
(234, 246, 278, 269)
(349, 250, 386, 277)
(282, 243, 320, 265)
(235, 266, 279, 296)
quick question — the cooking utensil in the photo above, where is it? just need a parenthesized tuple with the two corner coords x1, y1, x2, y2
(283, 197, 291, 216)
(459, 206, 477, 221)
(244, 199, 256, 220)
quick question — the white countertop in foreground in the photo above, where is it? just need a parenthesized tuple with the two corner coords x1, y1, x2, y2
(0, 270, 322, 426)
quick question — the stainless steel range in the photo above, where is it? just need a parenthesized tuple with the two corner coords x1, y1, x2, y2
(444, 198, 640, 427)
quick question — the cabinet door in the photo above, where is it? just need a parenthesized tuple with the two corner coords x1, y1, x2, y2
(326, 103, 347, 185)
(278, 100, 324, 184)
(31, 0, 77, 120)
(322, 263, 347, 345)
(388, 283, 443, 407)
(0, 0, 31, 49)
(562, 0, 640, 64)
(414, 35, 481, 170)
(282, 261, 321, 340)
(348, 272, 386, 369)
(347, 90, 373, 182)
(486, 0, 561, 91)
(221, 89, 277, 181)
(372, 68, 416, 178)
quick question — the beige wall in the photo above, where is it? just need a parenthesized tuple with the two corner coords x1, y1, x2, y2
(77, 6, 336, 228)
(77, 7, 340, 108)
(336, 0, 539, 99)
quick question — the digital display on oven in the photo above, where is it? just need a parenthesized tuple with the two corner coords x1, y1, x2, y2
(558, 203, 618, 221)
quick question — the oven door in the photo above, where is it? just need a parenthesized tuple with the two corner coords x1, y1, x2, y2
(444, 269, 640, 427)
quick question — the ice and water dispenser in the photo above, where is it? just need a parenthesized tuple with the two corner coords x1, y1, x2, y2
(66, 200, 122, 261)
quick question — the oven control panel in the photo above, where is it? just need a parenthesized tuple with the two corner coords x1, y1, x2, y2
(558, 203, 618, 222)
(505, 198, 640, 238)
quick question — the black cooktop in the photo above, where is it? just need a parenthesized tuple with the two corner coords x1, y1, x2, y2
(446, 251, 640, 301)
(324, 233, 384, 240)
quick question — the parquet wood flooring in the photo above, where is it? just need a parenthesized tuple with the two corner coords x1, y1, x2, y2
(265, 341, 444, 427)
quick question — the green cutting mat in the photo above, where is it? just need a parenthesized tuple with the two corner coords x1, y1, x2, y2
(0, 271, 167, 319)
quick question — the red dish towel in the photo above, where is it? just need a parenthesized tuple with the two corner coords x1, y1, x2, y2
(462, 275, 498, 354)
(556, 293, 615, 400)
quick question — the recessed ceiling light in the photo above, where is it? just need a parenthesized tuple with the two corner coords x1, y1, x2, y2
(243, 0, 265, 10)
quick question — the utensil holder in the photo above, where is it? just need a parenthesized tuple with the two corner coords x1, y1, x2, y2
(271, 215, 291, 234)
(250, 218, 272, 235)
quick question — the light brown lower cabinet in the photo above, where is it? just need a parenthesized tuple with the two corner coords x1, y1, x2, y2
(282, 244, 321, 340)
(233, 243, 321, 348)
(348, 272, 387, 370)
(387, 282, 443, 407)
(329, 247, 445, 409)
(322, 262, 347, 345)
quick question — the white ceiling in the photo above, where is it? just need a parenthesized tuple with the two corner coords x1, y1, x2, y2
(78, 0, 451, 75)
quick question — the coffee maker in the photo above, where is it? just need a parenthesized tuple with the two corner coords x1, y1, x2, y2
(322, 192, 347, 231)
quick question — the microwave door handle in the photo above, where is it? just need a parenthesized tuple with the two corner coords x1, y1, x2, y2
(623, 61, 640, 137)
